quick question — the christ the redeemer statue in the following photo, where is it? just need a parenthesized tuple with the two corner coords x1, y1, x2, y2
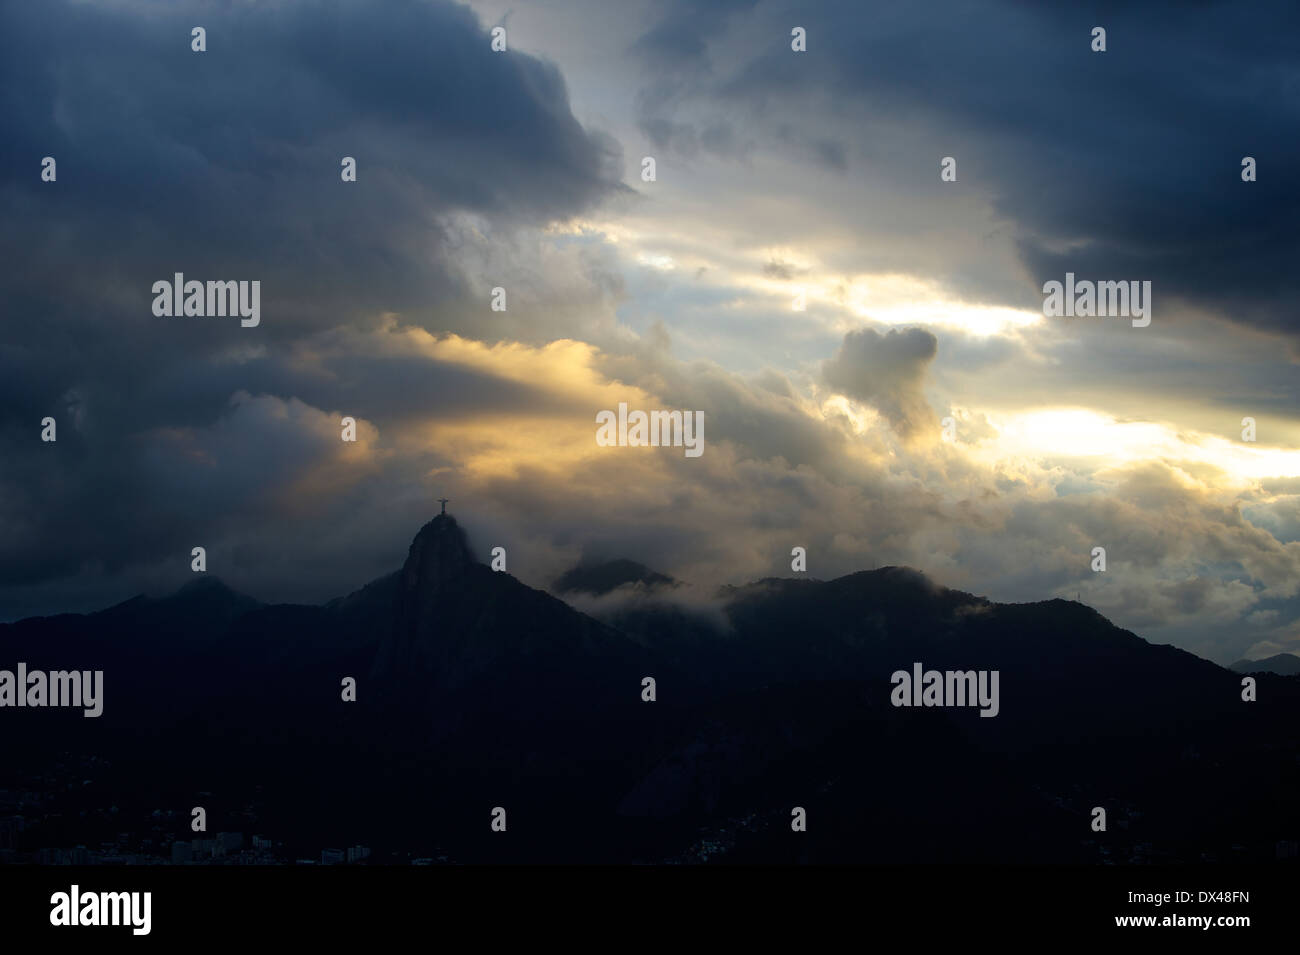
(438, 498, 449, 515)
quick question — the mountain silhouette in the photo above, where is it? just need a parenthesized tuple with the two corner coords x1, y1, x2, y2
(1231, 652, 1300, 675)
(1, 514, 1297, 864)
(553, 559, 678, 596)
(375, 515, 645, 693)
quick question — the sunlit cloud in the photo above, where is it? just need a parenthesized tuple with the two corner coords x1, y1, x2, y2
(973, 408, 1300, 485)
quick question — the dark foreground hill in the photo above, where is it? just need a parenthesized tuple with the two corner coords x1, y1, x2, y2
(1, 515, 1296, 864)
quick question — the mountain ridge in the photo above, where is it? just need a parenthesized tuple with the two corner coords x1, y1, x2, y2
(1231, 652, 1300, 675)
(3, 512, 1296, 864)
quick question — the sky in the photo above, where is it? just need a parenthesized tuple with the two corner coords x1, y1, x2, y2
(1, 0, 1298, 665)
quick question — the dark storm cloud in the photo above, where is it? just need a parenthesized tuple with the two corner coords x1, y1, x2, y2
(631, 0, 1300, 334)
(629, 0, 758, 159)
(0, 343, 559, 593)
(0, 0, 622, 333)
(0, 0, 623, 616)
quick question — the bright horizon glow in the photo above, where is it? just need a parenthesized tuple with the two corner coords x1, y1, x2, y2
(977, 408, 1300, 483)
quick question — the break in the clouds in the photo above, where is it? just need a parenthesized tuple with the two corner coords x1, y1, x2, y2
(617, 0, 1300, 332)
(2, 0, 1299, 668)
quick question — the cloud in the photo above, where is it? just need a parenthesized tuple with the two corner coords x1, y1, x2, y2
(822, 326, 938, 439)
(628, 0, 758, 75)
(0, 0, 626, 615)
(613, 0, 1300, 336)
(761, 259, 802, 280)
(0, 0, 623, 352)
(4, 310, 1299, 666)
(4, 0, 1300, 674)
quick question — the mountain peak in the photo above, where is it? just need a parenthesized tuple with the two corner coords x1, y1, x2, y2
(161, 576, 261, 623)
(553, 558, 677, 596)
(401, 513, 476, 593)
(374, 513, 481, 682)
(1230, 652, 1300, 675)
(374, 512, 642, 696)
